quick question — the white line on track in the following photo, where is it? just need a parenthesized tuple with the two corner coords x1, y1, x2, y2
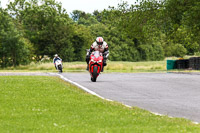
(56, 73, 199, 125)
(57, 73, 105, 100)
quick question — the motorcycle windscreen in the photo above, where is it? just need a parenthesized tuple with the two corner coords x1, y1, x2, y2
(93, 51, 100, 58)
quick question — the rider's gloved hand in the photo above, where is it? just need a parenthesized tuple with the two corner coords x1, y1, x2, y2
(86, 55, 90, 62)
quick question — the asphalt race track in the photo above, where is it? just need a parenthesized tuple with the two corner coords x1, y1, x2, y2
(61, 72, 200, 123)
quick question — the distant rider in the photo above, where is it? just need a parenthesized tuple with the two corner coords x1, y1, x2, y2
(53, 54, 62, 69)
(86, 37, 109, 72)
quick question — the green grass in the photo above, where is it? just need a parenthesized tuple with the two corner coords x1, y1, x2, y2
(0, 60, 167, 73)
(106, 61, 166, 72)
(0, 76, 200, 132)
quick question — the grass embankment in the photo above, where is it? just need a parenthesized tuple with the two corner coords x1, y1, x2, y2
(0, 60, 167, 73)
(0, 76, 200, 132)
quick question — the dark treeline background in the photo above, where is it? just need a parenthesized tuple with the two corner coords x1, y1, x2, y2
(0, 0, 200, 67)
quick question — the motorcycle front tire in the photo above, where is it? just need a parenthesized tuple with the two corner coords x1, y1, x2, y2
(58, 65, 62, 73)
(91, 66, 98, 82)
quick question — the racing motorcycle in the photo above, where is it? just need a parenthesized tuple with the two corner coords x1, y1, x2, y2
(55, 60, 63, 73)
(88, 51, 103, 82)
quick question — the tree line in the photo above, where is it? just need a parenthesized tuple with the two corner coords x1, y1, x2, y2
(0, 0, 200, 67)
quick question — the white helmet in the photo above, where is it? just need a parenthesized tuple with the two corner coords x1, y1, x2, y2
(54, 54, 58, 57)
(96, 37, 104, 45)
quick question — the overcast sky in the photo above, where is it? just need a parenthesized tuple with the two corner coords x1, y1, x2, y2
(1, 0, 137, 13)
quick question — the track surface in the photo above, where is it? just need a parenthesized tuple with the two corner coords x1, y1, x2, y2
(61, 72, 200, 122)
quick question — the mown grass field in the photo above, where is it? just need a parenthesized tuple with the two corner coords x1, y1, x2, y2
(0, 76, 200, 132)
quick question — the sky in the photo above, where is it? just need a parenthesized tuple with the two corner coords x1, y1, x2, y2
(1, 0, 137, 14)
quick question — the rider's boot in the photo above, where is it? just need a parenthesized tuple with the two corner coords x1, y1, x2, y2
(101, 61, 107, 72)
(86, 65, 89, 71)
(101, 66, 104, 72)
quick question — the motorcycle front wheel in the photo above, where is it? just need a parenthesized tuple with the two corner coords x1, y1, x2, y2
(58, 65, 62, 73)
(91, 66, 98, 82)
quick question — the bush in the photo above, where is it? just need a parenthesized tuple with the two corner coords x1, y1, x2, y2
(170, 43, 187, 57)
(138, 43, 164, 61)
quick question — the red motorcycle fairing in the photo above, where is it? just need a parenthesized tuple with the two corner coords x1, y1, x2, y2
(89, 51, 103, 82)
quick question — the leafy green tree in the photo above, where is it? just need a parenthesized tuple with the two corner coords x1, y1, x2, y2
(71, 24, 93, 61)
(93, 10, 102, 22)
(99, 0, 165, 61)
(0, 8, 33, 67)
(8, 0, 75, 61)
(166, 43, 187, 57)
(2, 0, 200, 65)
(71, 10, 84, 21)
(71, 10, 91, 22)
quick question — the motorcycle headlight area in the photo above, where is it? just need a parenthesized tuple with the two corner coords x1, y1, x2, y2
(97, 60, 102, 63)
(91, 59, 96, 63)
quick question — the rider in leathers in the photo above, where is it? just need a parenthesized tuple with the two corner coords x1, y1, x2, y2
(53, 54, 62, 69)
(86, 37, 109, 72)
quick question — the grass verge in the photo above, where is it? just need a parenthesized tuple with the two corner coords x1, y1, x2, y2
(0, 76, 200, 132)
(0, 61, 167, 73)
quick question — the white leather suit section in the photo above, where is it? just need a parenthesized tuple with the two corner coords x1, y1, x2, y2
(91, 41, 108, 53)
